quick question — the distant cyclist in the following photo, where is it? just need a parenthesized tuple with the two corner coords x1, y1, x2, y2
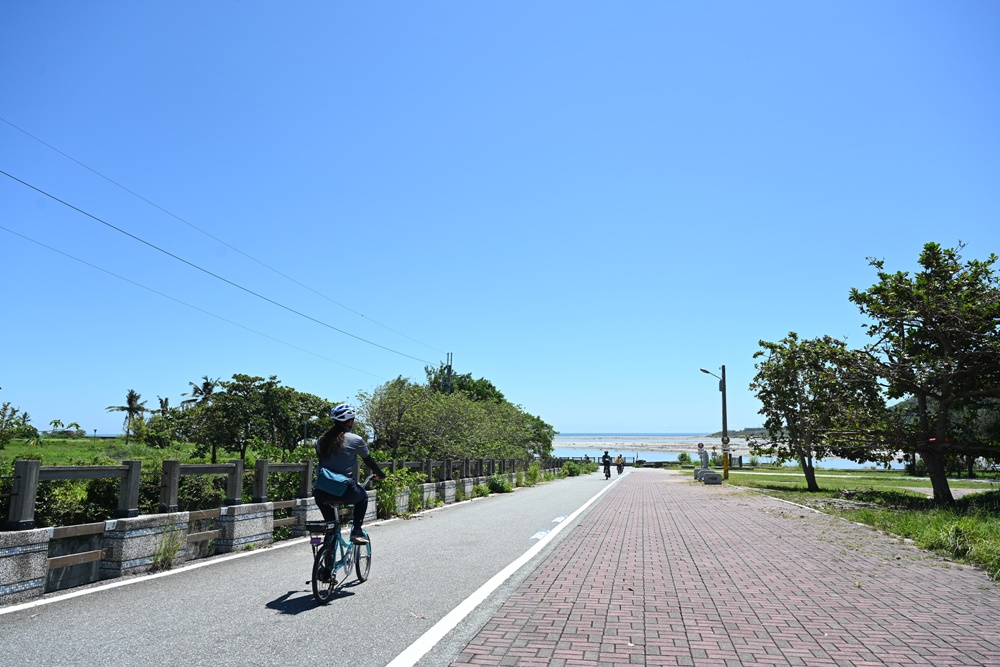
(314, 404, 385, 544)
(601, 450, 612, 479)
(615, 454, 624, 475)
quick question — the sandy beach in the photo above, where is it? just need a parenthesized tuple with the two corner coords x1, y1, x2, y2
(553, 434, 748, 455)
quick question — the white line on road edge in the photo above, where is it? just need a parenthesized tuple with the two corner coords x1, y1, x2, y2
(386, 473, 626, 667)
(0, 535, 311, 617)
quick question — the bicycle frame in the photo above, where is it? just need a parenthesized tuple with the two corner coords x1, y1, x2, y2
(309, 511, 356, 573)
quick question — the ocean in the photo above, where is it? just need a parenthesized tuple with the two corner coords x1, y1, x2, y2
(552, 433, 901, 470)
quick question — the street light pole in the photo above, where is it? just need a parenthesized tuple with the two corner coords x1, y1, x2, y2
(298, 412, 312, 447)
(700, 365, 729, 480)
(721, 364, 728, 446)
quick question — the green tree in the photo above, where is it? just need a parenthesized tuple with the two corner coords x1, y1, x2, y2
(425, 363, 506, 403)
(181, 376, 219, 408)
(357, 373, 554, 461)
(189, 374, 318, 462)
(0, 401, 23, 449)
(105, 389, 149, 446)
(157, 396, 171, 417)
(749, 333, 889, 491)
(849, 242, 1000, 503)
(357, 376, 432, 459)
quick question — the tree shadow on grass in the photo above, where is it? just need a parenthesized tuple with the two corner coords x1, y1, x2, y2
(842, 489, 1000, 515)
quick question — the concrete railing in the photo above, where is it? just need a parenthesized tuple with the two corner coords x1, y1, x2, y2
(0, 458, 566, 605)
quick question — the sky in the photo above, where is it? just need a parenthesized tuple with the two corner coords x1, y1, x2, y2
(1, 2, 998, 437)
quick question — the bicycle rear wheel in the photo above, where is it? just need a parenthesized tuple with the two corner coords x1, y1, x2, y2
(355, 531, 371, 582)
(311, 544, 336, 604)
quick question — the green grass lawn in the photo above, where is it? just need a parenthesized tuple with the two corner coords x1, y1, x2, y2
(1, 437, 198, 466)
(726, 469, 1000, 581)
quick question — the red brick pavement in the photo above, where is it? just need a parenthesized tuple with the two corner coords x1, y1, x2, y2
(450, 469, 1000, 667)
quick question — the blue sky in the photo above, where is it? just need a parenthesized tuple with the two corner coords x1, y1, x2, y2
(2, 2, 998, 437)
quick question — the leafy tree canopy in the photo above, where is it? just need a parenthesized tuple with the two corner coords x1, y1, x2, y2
(749, 332, 890, 491)
(425, 363, 506, 403)
(849, 241, 1000, 503)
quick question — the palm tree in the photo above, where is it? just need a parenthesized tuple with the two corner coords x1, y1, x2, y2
(49, 419, 64, 433)
(106, 389, 149, 446)
(181, 376, 219, 408)
(157, 396, 171, 417)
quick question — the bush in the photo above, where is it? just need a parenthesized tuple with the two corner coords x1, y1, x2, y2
(375, 468, 427, 518)
(472, 483, 490, 498)
(562, 461, 582, 477)
(525, 461, 541, 486)
(487, 473, 513, 493)
(677, 451, 692, 464)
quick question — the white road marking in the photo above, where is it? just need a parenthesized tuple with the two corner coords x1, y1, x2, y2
(529, 530, 549, 540)
(0, 535, 307, 616)
(385, 475, 623, 667)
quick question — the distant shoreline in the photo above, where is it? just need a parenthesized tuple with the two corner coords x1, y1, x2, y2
(553, 434, 747, 454)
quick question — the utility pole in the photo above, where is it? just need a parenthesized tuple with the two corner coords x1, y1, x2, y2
(721, 365, 729, 480)
(444, 352, 453, 395)
(700, 365, 730, 480)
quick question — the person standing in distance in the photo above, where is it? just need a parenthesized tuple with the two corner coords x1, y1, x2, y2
(314, 404, 385, 545)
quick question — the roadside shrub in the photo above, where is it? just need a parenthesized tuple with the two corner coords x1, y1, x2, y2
(0, 459, 11, 519)
(408, 484, 424, 512)
(178, 473, 226, 512)
(455, 483, 467, 502)
(946, 522, 973, 559)
(525, 461, 541, 486)
(150, 528, 185, 573)
(472, 483, 490, 498)
(487, 473, 513, 493)
(375, 468, 426, 519)
(34, 479, 89, 527)
(562, 461, 582, 477)
(677, 452, 692, 465)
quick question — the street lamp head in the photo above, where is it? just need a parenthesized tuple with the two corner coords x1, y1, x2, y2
(700, 368, 722, 381)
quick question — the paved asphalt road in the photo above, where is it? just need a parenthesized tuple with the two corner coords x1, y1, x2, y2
(1, 471, 621, 667)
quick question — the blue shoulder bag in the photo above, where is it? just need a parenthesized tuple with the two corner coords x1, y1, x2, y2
(316, 468, 352, 495)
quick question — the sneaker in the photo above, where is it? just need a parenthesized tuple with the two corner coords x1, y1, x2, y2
(350, 534, 369, 545)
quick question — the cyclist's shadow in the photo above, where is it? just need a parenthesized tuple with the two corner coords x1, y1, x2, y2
(265, 583, 363, 615)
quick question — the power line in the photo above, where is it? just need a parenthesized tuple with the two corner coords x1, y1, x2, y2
(0, 224, 386, 380)
(0, 115, 447, 355)
(0, 169, 436, 366)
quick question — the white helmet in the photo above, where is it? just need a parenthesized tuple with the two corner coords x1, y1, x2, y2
(331, 404, 356, 422)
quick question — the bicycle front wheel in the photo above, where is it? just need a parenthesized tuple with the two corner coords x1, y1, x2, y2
(311, 544, 336, 604)
(355, 531, 371, 582)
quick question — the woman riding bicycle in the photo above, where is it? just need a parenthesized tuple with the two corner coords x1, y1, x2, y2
(314, 404, 385, 545)
(615, 454, 624, 475)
